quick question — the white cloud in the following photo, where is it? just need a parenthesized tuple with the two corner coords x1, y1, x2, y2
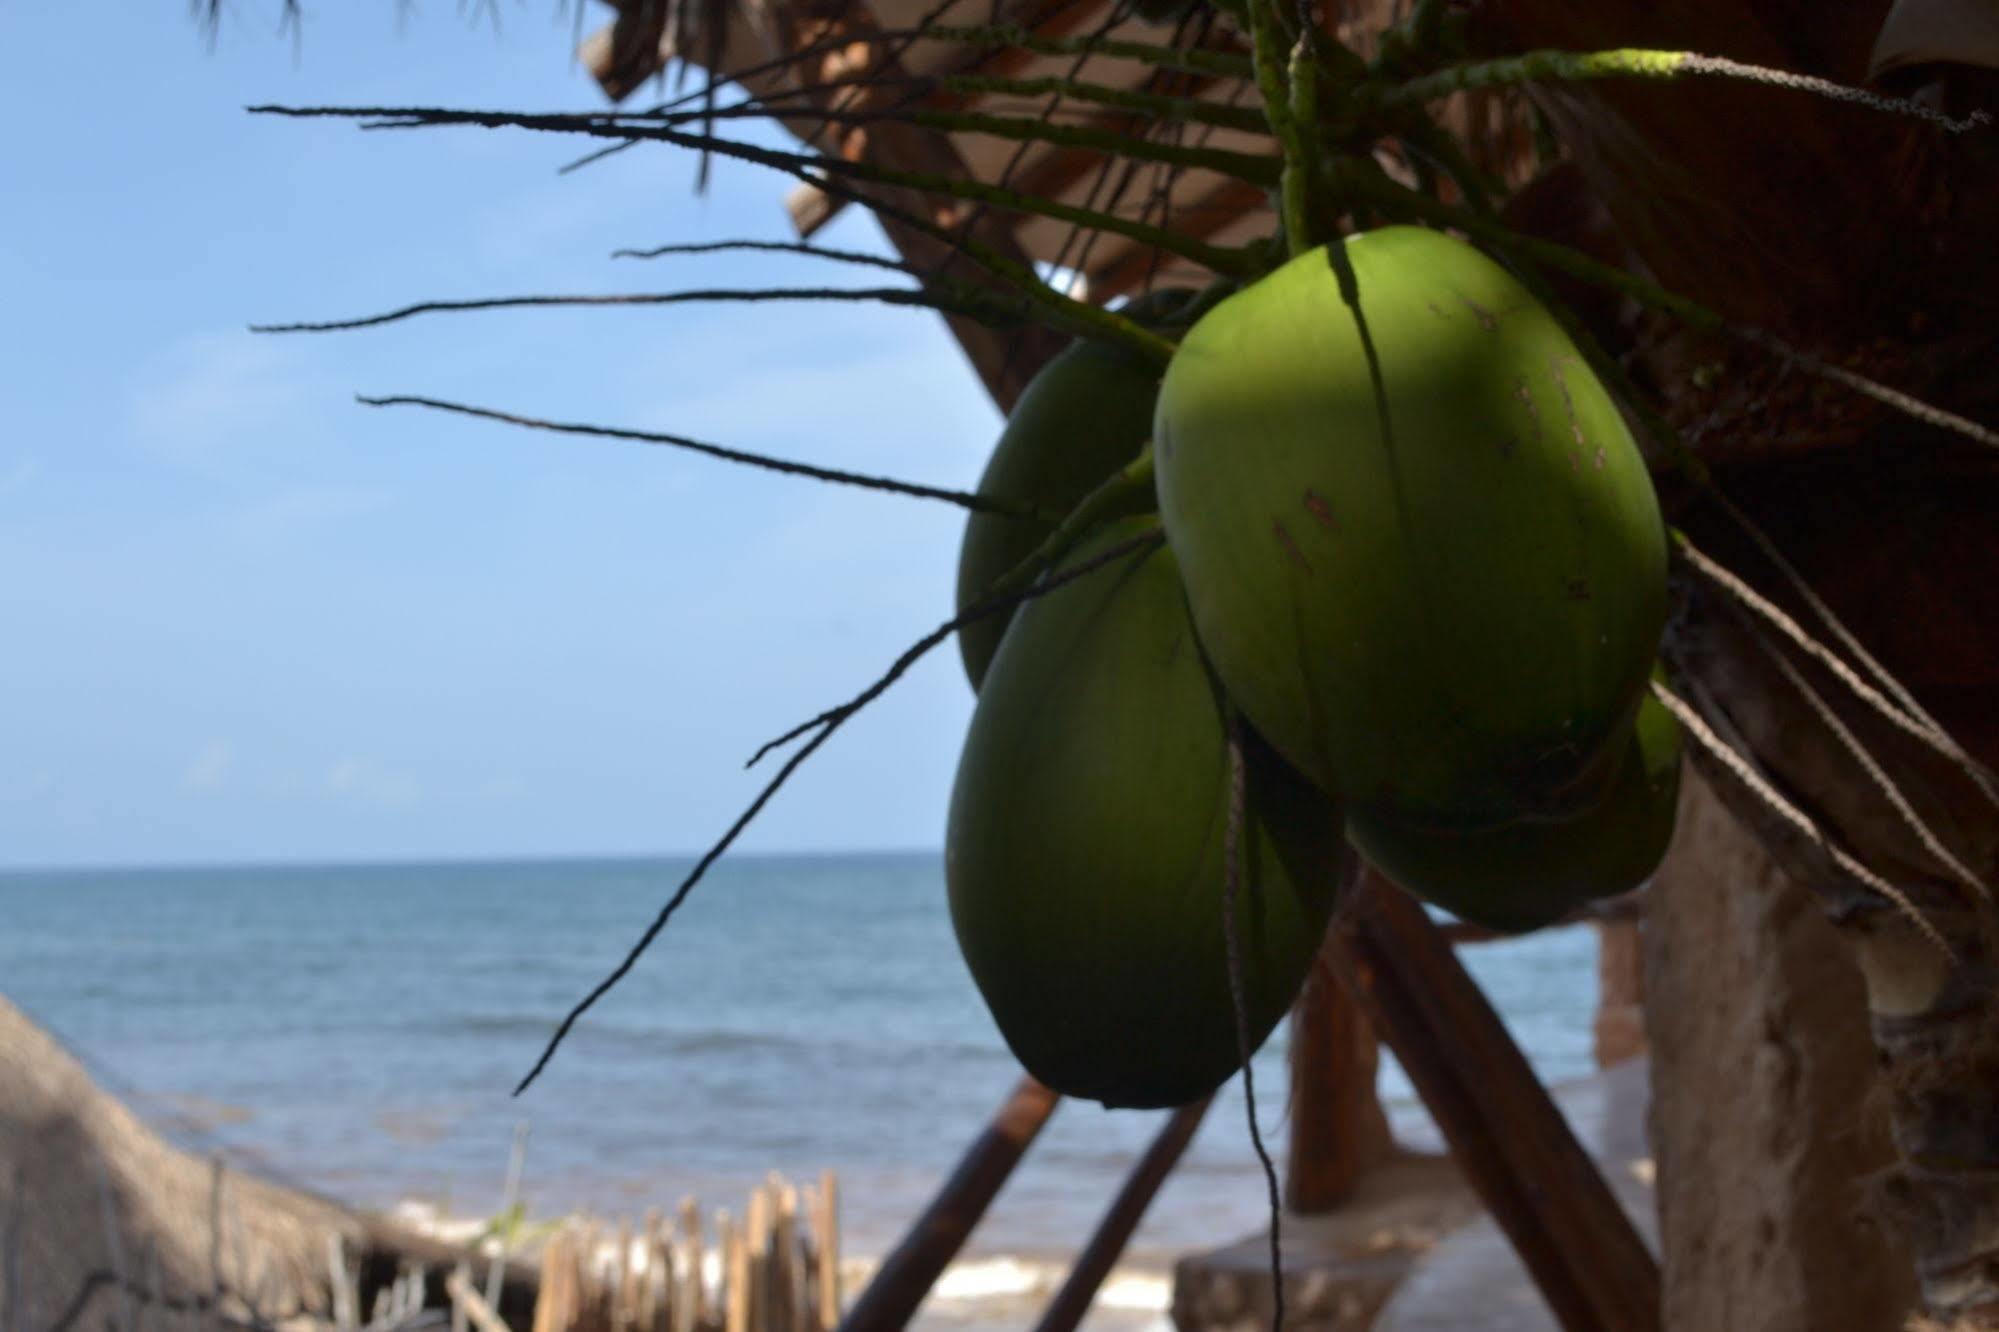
(325, 756, 423, 809)
(181, 739, 234, 792)
(127, 331, 321, 461)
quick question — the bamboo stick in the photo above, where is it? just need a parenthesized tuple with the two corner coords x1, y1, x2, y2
(1032, 1095, 1213, 1332)
(663, 1228, 682, 1332)
(837, 1075, 1059, 1332)
(783, 1184, 807, 1328)
(614, 1217, 636, 1332)
(652, 1236, 673, 1332)
(452, 1259, 472, 1332)
(556, 1226, 578, 1332)
(813, 1171, 840, 1332)
(748, 1186, 773, 1332)
(327, 1234, 359, 1331)
(638, 1211, 664, 1332)
(1338, 874, 1661, 1332)
(721, 1211, 747, 1332)
(582, 1220, 606, 1332)
(447, 1267, 513, 1332)
(530, 1236, 558, 1332)
(778, 1180, 807, 1332)
(677, 1196, 705, 1332)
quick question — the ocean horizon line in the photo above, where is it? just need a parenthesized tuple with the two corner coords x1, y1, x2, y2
(0, 844, 946, 879)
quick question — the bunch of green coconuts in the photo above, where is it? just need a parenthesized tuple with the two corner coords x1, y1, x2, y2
(945, 226, 1680, 1110)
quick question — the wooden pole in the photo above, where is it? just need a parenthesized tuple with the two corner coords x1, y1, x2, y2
(530, 1235, 558, 1332)
(1592, 917, 1648, 1068)
(1031, 1096, 1213, 1332)
(448, 1268, 515, 1332)
(721, 1210, 747, 1332)
(780, 1180, 809, 1332)
(615, 1217, 637, 1332)
(638, 1210, 664, 1332)
(836, 1075, 1061, 1332)
(677, 1196, 705, 1332)
(1337, 872, 1661, 1332)
(747, 1187, 772, 1332)
(1285, 940, 1393, 1213)
(814, 1171, 841, 1332)
(580, 1220, 605, 1332)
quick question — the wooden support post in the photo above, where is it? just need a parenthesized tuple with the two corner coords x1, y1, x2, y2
(837, 1075, 1060, 1332)
(1031, 1095, 1212, 1332)
(1285, 940, 1393, 1214)
(814, 1170, 841, 1332)
(615, 1217, 638, 1332)
(1593, 917, 1648, 1068)
(1336, 872, 1660, 1332)
(721, 1210, 747, 1332)
(676, 1197, 705, 1332)
(780, 1180, 809, 1332)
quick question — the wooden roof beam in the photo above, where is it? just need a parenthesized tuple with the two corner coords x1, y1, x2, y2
(787, 0, 1121, 239)
(1085, 174, 1266, 301)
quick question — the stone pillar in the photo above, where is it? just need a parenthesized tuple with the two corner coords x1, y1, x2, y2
(1642, 773, 1915, 1331)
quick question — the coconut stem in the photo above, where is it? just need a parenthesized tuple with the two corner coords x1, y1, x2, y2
(748, 446, 1158, 770)
(920, 23, 1255, 80)
(518, 527, 1167, 1095)
(247, 103, 1250, 353)
(1247, 0, 1314, 260)
(940, 72, 1270, 133)
(1221, 712, 1287, 1332)
(1362, 47, 1988, 135)
(354, 394, 1057, 520)
(249, 284, 1026, 337)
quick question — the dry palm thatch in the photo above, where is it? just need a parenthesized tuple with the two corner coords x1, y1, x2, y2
(0, 996, 512, 1330)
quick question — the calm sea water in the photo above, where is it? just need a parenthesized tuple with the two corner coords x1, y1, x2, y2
(0, 854, 1597, 1267)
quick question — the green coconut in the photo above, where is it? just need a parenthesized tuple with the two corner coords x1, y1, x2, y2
(1153, 226, 1668, 831)
(1348, 687, 1683, 934)
(945, 517, 1348, 1108)
(954, 290, 1197, 691)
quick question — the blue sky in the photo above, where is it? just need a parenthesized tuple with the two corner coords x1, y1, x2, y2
(1, 4, 1003, 867)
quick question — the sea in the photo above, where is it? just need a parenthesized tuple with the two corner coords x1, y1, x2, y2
(0, 854, 1599, 1326)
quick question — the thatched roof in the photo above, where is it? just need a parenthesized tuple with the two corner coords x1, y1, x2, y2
(0, 996, 504, 1330)
(574, 0, 1536, 405)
